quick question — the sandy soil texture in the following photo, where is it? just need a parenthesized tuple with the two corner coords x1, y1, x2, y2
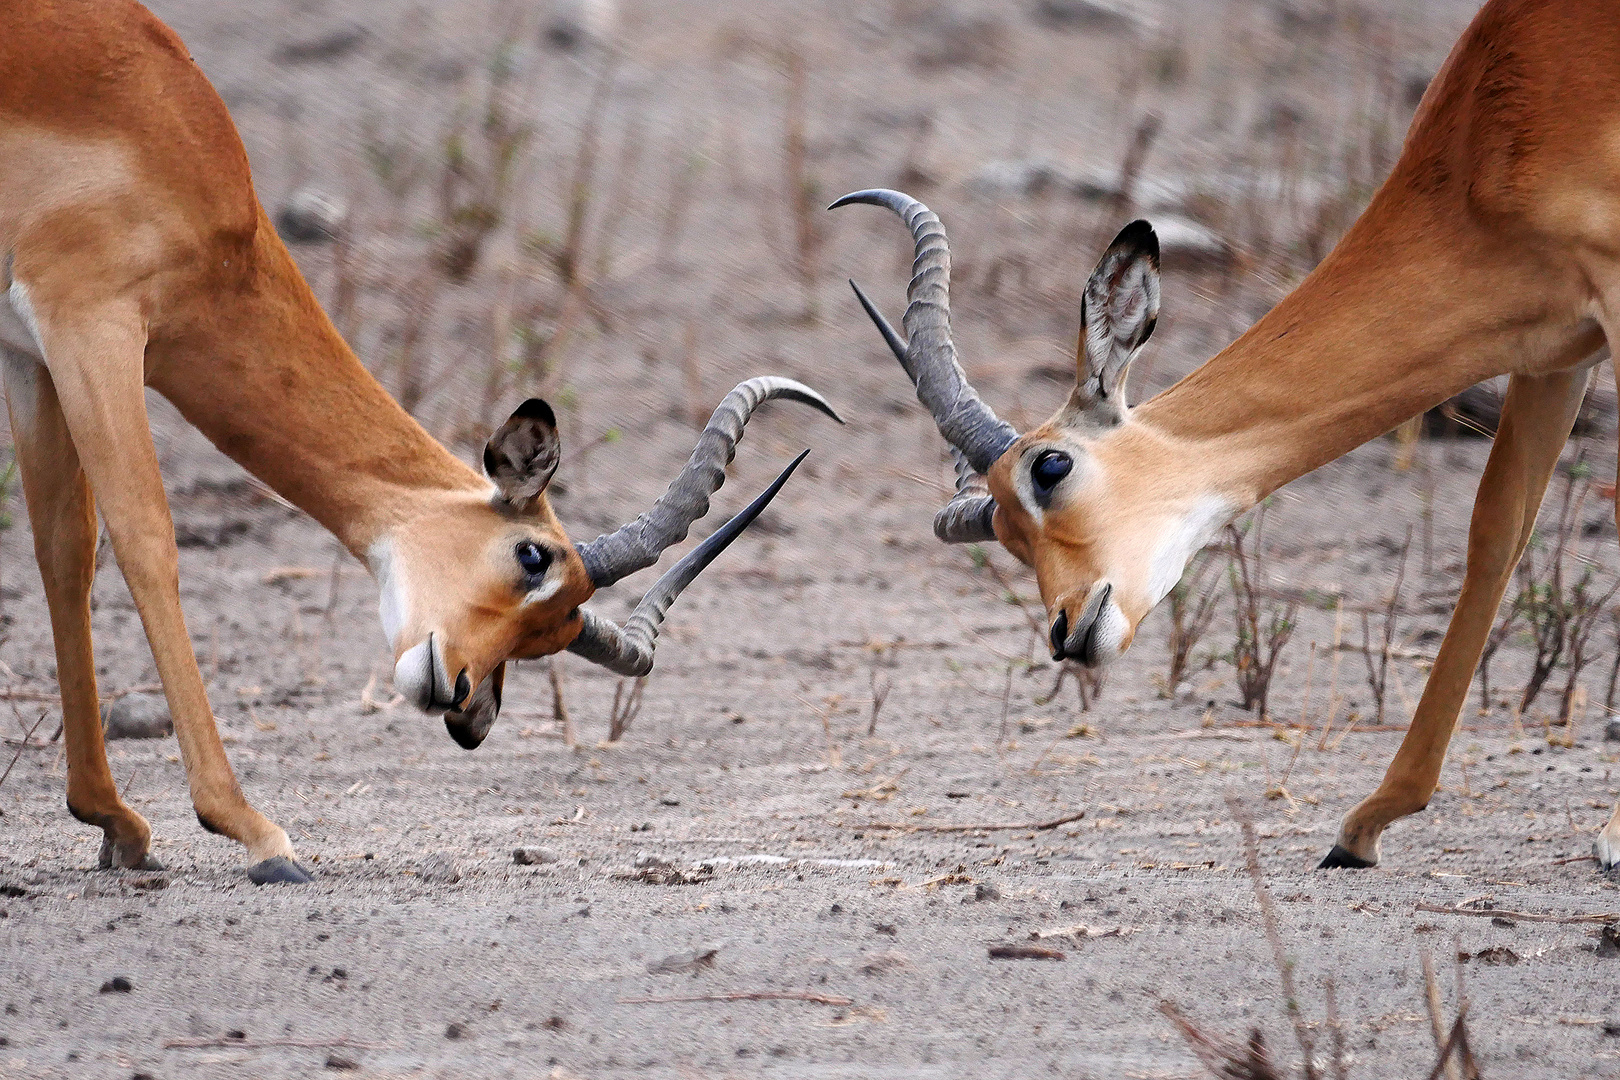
(4, 1, 1620, 1077)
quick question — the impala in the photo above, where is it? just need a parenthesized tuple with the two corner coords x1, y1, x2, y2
(0, 1, 839, 885)
(835, 0, 1620, 873)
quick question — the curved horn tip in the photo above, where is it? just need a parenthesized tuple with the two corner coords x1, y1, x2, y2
(828, 188, 915, 212)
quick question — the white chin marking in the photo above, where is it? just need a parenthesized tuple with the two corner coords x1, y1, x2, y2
(394, 638, 450, 714)
(1091, 601, 1129, 664)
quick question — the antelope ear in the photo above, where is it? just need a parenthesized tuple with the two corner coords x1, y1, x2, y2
(484, 399, 560, 513)
(1072, 220, 1160, 423)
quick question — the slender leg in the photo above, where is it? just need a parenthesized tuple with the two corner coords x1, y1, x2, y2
(23, 298, 309, 883)
(3, 350, 159, 869)
(1597, 804, 1620, 871)
(1322, 369, 1590, 868)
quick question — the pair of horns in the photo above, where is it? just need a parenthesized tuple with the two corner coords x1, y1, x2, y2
(831, 189, 1159, 543)
(567, 376, 842, 676)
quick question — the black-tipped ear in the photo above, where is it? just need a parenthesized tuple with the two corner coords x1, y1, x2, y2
(1073, 220, 1161, 422)
(485, 399, 560, 513)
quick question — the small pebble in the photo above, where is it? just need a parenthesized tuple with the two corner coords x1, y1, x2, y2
(1607, 719, 1620, 742)
(325, 1053, 359, 1070)
(513, 846, 557, 866)
(974, 883, 1002, 902)
(416, 852, 461, 885)
(659, 794, 681, 807)
(102, 695, 172, 740)
(445, 1022, 467, 1040)
(99, 976, 133, 994)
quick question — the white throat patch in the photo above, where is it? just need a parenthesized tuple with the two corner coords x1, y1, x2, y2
(1146, 495, 1235, 607)
(368, 538, 409, 651)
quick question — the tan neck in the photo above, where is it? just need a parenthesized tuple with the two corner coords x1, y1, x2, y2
(149, 211, 484, 556)
(1131, 186, 1600, 510)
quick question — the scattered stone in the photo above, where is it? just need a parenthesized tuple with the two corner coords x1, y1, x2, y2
(974, 883, 1002, 902)
(1598, 923, 1620, 958)
(325, 1054, 359, 1071)
(99, 976, 133, 994)
(1490, 916, 1516, 929)
(1462, 945, 1521, 965)
(513, 846, 558, 866)
(648, 947, 718, 975)
(913, 14, 1009, 71)
(1607, 720, 1620, 743)
(616, 863, 714, 886)
(275, 190, 348, 245)
(0, 884, 27, 898)
(543, 0, 617, 50)
(859, 950, 909, 976)
(273, 24, 369, 65)
(102, 695, 172, 741)
(874, 922, 898, 937)
(659, 794, 681, 807)
(444, 1022, 467, 1040)
(987, 943, 1065, 961)
(1605, 1018, 1620, 1037)
(1032, 0, 1143, 33)
(416, 852, 462, 885)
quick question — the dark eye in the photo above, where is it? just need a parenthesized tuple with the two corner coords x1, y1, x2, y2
(1030, 450, 1073, 500)
(516, 541, 552, 579)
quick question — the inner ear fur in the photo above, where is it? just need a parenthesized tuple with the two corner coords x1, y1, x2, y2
(1073, 219, 1160, 420)
(485, 398, 560, 513)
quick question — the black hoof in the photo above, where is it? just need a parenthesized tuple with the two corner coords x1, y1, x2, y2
(1317, 844, 1376, 870)
(247, 856, 314, 885)
(98, 836, 164, 872)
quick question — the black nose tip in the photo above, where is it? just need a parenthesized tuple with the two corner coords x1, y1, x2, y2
(451, 671, 471, 711)
(1049, 611, 1069, 661)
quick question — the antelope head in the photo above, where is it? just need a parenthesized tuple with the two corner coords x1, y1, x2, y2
(375, 377, 840, 749)
(833, 190, 1230, 669)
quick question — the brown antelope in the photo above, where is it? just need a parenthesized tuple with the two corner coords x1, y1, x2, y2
(0, 1, 839, 885)
(835, 0, 1620, 873)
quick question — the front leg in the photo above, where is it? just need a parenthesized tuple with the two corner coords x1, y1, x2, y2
(1322, 369, 1590, 869)
(24, 293, 310, 884)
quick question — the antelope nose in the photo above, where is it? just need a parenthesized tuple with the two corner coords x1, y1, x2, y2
(1051, 583, 1114, 666)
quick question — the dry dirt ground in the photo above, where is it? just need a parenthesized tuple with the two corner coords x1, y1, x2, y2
(5, 0, 1620, 1077)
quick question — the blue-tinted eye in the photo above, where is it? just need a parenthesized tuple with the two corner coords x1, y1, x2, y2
(1031, 450, 1073, 496)
(516, 541, 551, 578)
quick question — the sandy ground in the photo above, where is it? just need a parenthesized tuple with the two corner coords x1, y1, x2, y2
(5, 1, 1620, 1077)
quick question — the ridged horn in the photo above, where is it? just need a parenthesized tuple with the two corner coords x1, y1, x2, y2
(568, 451, 810, 676)
(830, 188, 1018, 475)
(934, 448, 998, 543)
(574, 377, 841, 588)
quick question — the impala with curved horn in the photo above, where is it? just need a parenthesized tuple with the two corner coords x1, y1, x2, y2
(0, 2, 838, 885)
(832, 0, 1620, 875)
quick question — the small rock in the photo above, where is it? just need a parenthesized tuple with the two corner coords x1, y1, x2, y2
(1605, 1018, 1620, 1037)
(974, 883, 1002, 902)
(99, 976, 133, 994)
(1490, 916, 1516, 929)
(325, 1053, 359, 1070)
(1606, 719, 1620, 742)
(543, 0, 617, 50)
(416, 852, 462, 885)
(102, 695, 172, 741)
(659, 794, 681, 807)
(513, 846, 558, 866)
(273, 24, 369, 64)
(647, 947, 718, 975)
(1598, 923, 1620, 958)
(1471, 945, 1521, 965)
(275, 190, 348, 245)
(858, 950, 909, 976)
(444, 1022, 467, 1040)
(1032, 0, 1143, 33)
